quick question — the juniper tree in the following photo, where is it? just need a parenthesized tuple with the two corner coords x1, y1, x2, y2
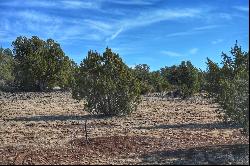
(161, 61, 199, 98)
(206, 41, 249, 134)
(73, 48, 141, 116)
(177, 61, 200, 98)
(0, 47, 14, 88)
(149, 71, 170, 93)
(12, 36, 75, 91)
(133, 64, 170, 94)
(132, 64, 152, 94)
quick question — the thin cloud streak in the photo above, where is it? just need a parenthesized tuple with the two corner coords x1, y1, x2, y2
(161, 50, 183, 57)
(189, 48, 199, 54)
(123, 8, 201, 29)
(0, 0, 101, 10)
(106, 8, 202, 41)
(211, 39, 224, 44)
(61, 0, 100, 9)
(161, 48, 199, 57)
(108, 0, 155, 5)
(166, 25, 220, 37)
(84, 19, 112, 33)
(106, 27, 124, 42)
(193, 25, 220, 31)
(233, 6, 249, 12)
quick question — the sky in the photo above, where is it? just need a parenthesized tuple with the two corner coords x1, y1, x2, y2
(0, 0, 249, 71)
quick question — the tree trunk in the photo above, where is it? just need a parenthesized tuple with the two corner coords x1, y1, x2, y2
(85, 119, 89, 144)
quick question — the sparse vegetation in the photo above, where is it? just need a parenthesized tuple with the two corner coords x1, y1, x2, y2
(0, 0, 248, 164)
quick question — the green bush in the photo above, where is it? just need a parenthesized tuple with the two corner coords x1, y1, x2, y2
(133, 64, 152, 94)
(206, 41, 249, 134)
(197, 69, 207, 92)
(149, 71, 170, 93)
(161, 61, 200, 98)
(0, 47, 14, 89)
(133, 64, 170, 94)
(177, 61, 200, 98)
(12, 36, 75, 91)
(73, 48, 141, 116)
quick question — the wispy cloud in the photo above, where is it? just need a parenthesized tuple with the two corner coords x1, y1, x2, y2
(0, 0, 101, 10)
(166, 31, 196, 37)
(161, 50, 183, 57)
(166, 24, 219, 38)
(0, 2, 214, 44)
(105, 8, 202, 41)
(2, 4, 203, 43)
(84, 19, 112, 33)
(0, 9, 105, 44)
(108, 0, 155, 5)
(124, 8, 201, 28)
(193, 25, 220, 31)
(218, 13, 232, 20)
(211, 39, 223, 44)
(233, 6, 249, 12)
(0, 1, 244, 50)
(189, 48, 199, 54)
(106, 27, 124, 42)
(1, 10, 63, 40)
(161, 47, 199, 57)
(61, 0, 100, 9)
(16, 10, 58, 23)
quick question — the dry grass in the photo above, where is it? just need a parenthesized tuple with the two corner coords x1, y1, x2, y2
(0, 91, 248, 164)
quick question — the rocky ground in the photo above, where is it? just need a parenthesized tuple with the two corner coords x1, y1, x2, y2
(0, 91, 249, 165)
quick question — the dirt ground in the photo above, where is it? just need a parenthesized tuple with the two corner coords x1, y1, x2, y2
(0, 91, 249, 165)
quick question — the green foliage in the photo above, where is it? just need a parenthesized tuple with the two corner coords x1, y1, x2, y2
(160, 61, 200, 98)
(73, 48, 141, 116)
(197, 69, 207, 91)
(206, 41, 249, 134)
(12, 36, 75, 91)
(176, 61, 199, 97)
(133, 64, 170, 94)
(160, 65, 179, 86)
(0, 47, 14, 87)
(133, 64, 153, 94)
(149, 71, 170, 93)
(205, 58, 222, 96)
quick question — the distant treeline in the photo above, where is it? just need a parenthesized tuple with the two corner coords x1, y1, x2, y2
(0, 36, 248, 133)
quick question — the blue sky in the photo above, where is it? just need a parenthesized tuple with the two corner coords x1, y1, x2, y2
(0, 0, 249, 71)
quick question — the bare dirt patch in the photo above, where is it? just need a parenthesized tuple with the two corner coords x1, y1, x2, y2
(0, 91, 249, 164)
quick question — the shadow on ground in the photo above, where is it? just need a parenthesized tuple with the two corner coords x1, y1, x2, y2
(140, 144, 249, 165)
(5, 114, 111, 122)
(135, 122, 242, 130)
